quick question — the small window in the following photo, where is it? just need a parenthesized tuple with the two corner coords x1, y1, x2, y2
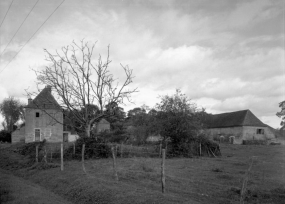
(256, 129, 264, 134)
(36, 112, 40, 117)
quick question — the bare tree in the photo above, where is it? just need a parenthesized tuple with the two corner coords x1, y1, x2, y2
(30, 40, 137, 137)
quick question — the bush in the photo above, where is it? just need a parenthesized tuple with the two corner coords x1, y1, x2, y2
(96, 131, 130, 143)
(242, 140, 267, 145)
(17, 140, 46, 159)
(167, 134, 221, 157)
(64, 137, 111, 160)
(0, 130, 11, 143)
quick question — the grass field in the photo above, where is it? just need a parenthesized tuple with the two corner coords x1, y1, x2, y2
(0, 143, 284, 204)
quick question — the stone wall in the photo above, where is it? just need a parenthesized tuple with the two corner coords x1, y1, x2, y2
(243, 126, 275, 141)
(206, 126, 276, 145)
(25, 108, 63, 143)
(206, 126, 243, 144)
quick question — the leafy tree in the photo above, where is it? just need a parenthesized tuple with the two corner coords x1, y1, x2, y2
(127, 107, 146, 118)
(126, 106, 158, 144)
(154, 89, 205, 154)
(277, 100, 285, 128)
(30, 40, 137, 137)
(0, 97, 24, 132)
(105, 102, 126, 132)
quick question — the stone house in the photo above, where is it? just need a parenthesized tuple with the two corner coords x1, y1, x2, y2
(205, 110, 275, 144)
(12, 86, 77, 143)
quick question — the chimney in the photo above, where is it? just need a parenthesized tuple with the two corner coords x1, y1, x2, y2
(28, 98, 32, 104)
(45, 85, 52, 93)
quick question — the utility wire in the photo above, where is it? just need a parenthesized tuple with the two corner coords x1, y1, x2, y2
(0, 0, 15, 29)
(0, 0, 40, 57)
(0, 0, 66, 74)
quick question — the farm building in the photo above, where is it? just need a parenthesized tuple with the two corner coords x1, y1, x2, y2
(93, 118, 110, 133)
(205, 110, 276, 144)
(12, 86, 78, 143)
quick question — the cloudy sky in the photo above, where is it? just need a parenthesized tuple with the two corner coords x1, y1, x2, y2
(0, 0, 284, 128)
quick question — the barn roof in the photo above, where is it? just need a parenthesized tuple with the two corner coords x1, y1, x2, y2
(25, 86, 61, 110)
(207, 110, 266, 128)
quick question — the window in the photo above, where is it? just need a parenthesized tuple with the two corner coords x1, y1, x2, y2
(256, 129, 264, 134)
(35, 129, 41, 141)
(36, 112, 40, 117)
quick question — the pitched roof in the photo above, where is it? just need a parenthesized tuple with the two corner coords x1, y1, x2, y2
(25, 86, 61, 110)
(97, 118, 110, 124)
(207, 110, 266, 128)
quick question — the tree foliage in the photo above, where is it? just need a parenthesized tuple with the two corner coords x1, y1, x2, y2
(104, 102, 126, 132)
(0, 97, 24, 132)
(126, 106, 158, 144)
(154, 89, 207, 155)
(277, 100, 285, 127)
(31, 40, 137, 137)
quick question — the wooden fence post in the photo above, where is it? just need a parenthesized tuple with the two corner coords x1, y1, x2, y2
(161, 149, 166, 193)
(111, 145, 119, 181)
(36, 145, 39, 163)
(82, 144, 86, 173)
(165, 141, 168, 157)
(50, 149, 53, 162)
(240, 157, 253, 204)
(43, 146, 47, 163)
(120, 142, 123, 158)
(159, 143, 162, 158)
(73, 142, 76, 155)
(61, 143, 64, 171)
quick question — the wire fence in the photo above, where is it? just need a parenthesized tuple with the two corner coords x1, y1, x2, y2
(32, 142, 285, 204)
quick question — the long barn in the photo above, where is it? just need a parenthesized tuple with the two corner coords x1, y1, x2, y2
(205, 110, 276, 144)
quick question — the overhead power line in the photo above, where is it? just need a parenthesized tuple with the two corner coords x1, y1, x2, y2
(0, 0, 40, 57)
(0, 0, 66, 74)
(0, 0, 15, 29)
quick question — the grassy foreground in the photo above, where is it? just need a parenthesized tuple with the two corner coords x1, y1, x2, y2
(0, 143, 284, 204)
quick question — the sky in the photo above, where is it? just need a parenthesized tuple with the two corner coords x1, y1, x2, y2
(0, 0, 284, 128)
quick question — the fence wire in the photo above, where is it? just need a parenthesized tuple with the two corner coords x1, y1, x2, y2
(32, 142, 285, 204)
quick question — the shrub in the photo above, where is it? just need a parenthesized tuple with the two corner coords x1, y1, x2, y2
(96, 131, 130, 143)
(64, 137, 111, 160)
(242, 140, 267, 145)
(17, 140, 46, 159)
(167, 134, 221, 157)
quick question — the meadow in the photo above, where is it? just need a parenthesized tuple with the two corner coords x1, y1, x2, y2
(0, 143, 284, 204)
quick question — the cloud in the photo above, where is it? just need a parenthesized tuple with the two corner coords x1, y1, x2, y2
(0, 0, 283, 129)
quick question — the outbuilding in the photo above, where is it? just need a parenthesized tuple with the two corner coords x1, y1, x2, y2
(205, 110, 275, 144)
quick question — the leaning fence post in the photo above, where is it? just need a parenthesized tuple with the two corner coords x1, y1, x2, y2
(36, 144, 39, 163)
(120, 142, 123, 158)
(43, 146, 47, 163)
(159, 143, 162, 158)
(111, 145, 119, 181)
(240, 157, 253, 204)
(61, 143, 64, 171)
(50, 148, 53, 162)
(161, 149, 166, 193)
(82, 144, 86, 173)
(165, 141, 168, 158)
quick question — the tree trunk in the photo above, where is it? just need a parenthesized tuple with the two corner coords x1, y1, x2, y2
(86, 123, 91, 137)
